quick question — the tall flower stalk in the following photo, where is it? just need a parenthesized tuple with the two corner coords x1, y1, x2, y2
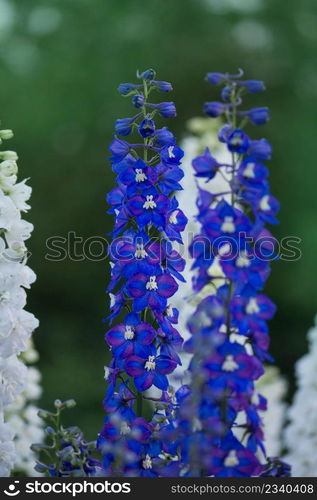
(176, 71, 289, 477)
(0, 124, 39, 476)
(284, 315, 317, 477)
(5, 340, 44, 476)
(172, 118, 231, 387)
(98, 70, 187, 476)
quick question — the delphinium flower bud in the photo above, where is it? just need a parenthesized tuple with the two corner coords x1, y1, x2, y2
(157, 102, 177, 118)
(99, 69, 187, 477)
(138, 117, 155, 138)
(154, 81, 173, 92)
(115, 118, 134, 136)
(204, 101, 227, 117)
(238, 80, 266, 93)
(175, 71, 289, 477)
(118, 83, 142, 96)
(132, 95, 145, 109)
(239, 107, 270, 126)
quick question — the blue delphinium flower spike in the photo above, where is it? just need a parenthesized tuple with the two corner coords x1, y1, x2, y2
(99, 69, 187, 477)
(175, 70, 285, 478)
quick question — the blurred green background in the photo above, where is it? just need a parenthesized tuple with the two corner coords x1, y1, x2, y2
(0, 0, 316, 437)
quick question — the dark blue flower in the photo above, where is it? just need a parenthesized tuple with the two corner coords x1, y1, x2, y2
(103, 383, 136, 421)
(239, 80, 265, 93)
(102, 69, 186, 476)
(158, 324, 183, 365)
(230, 294, 276, 335)
(140, 68, 156, 80)
(205, 340, 264, 393)
(118, 158, 158, 195)
(118, 83, 141, 95)
(105, 291, 125, 323)
(206, 72, 227, 85)
(209, 432, 263, 477)
(248, 139, 272, 161)
(237, 156, 269, 188)
(127, 187, 170, 229)
(153, 303, 179, 328)
(109, 138, 130, 162)
(204, 101, 227, 117)
(227, 129, 249, 154)
(255, 194, 280, 224)
(115, 117, 134, 136)
(161, 239, 186, 282)
(221, 86, 232, 102)
(200, 200, 252, 241)
(154, 127, 176, 147)
(154, 81, 173, 92)
(218, 124, 233, 143)
(105, 313, 156, 359)
(110, 230, 161, 278)
(157, 163, 184, 194)
(125, 350, 177, 391)
(261, 458, 291, 477)
(111, 153, 136, 174)
(157, 102, 177, 118)
(126, 271, 178, 312)
(192, 148, 220, 180)
(139, 117, 155, 138)
(132, 95, 145, 108)
(220, 244, 270, 291)
(187, 295, 225, 337)
(181, 70, 279, 479)
(106, 185, 126, 214)
(165, 197, 188, 243)
(245, 107, 270, 126)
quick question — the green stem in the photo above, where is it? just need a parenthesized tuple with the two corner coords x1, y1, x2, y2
(142, 79, 149, 163)
(137, 391, 143, 417)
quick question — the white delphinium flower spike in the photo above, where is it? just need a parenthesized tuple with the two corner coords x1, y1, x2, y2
(5, 341, 43, 476)
(0, 125, 39, 476)
(255, 366, 287, 457)
(284, 316, 317, 476)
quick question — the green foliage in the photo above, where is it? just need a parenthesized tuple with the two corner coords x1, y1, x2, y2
(32, 399, 97, 476)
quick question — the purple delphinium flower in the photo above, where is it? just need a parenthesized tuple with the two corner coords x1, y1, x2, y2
(118, 158, 158, 196)
(208, 432, 263, 477)
(160, 145, 184, 166)
(165, 197, 188, 244)
(109, 230, 161, 279)
(125, 350, 177, 391)
(157, 102, 177, 118)
(126, 271, 178, 312)
(99, 69, 187, 476)
(105, 313, 156, 359)
(204, 101, 227, 117)
(156, 162, 184, 195)
(139, 117, 155, 138)
(243, 107, 270, 126)
(127, 187, 170, 229)
(175, 70, 282, 478)
(103, 382, 136, 421)
(204, 341, 264, 393)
